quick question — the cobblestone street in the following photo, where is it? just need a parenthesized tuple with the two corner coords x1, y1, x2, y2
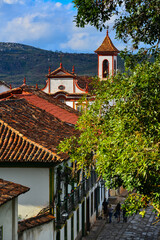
(83, 206, 160, 240)
(97, 206, 160, 240)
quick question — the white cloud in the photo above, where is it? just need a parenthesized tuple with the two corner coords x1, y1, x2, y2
(2, 0, 24, 4)
(2, 14, 50, 42)
(55, 2, 62, 8)
(0, 0, 126, 52)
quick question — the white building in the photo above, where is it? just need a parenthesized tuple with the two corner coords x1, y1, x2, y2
(0, 179, 29, 240)
(42, 31, 119, 110)
(0, 87, 106, 240)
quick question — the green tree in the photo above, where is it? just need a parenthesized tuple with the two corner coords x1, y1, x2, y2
(73, 0, 160, 48)
(59, 0, 160, 218)
(59, 57, 160, 217)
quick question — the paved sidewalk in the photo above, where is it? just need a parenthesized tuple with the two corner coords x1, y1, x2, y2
(83, 207, 160, 240)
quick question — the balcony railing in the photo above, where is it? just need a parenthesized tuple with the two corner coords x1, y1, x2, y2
(56, 173, 98, 228)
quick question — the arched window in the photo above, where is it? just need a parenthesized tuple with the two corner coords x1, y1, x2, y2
(58, 97, 66, 104)
(103, 60, 109, 78)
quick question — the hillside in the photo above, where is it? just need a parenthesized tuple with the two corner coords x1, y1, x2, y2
(0, 42, 125, 88)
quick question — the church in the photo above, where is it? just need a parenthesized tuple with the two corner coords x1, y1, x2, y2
(42, 30, 119, 110)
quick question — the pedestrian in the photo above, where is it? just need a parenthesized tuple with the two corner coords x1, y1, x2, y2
(123, 208, 127, 222)
(115, 202, 121, 223)
(108, 204, 113, 223)
(102, 198, 109, 222)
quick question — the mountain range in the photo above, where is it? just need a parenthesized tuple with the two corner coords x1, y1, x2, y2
(0, 42, 125, 88)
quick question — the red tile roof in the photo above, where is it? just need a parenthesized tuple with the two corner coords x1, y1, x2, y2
(17, 94, 78, 125)
(0, 99, 79, 163)
(95, 31, 119, 54)
(0, 179, 29, 206)
(0, 86, 80, 125)
(18, 213, 55, 233)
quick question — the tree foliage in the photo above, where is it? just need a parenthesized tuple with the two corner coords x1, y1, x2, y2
(73, 0, 160, 48)
(59, 56, 160, 217)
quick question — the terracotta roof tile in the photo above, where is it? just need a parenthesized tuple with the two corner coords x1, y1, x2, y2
(95, 31, 119, 54)
(0, 86, 80, 125)
(18, 213, 55, 233)
(17, 94, 78, 125)
(0, 99, 79, 163)
(0, 179, 29, 206)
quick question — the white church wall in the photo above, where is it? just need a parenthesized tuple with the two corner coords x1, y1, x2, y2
(98, 55, 113, 79)
(42, 82, 49, 94)
(50, 78, 73, 93)
(0, 85, 10, 94)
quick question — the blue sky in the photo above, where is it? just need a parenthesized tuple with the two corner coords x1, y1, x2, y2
(0, 0, 128, 53)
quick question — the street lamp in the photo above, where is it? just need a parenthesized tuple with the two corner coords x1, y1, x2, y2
(62, 211, 69, 223)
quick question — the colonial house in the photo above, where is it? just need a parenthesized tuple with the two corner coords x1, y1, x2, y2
(0, 86, 106, 240)
(0, 178, 29, 240)
(42, 31, 119, 109)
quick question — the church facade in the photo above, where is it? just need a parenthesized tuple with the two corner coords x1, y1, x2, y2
(42, 31, 119, 110)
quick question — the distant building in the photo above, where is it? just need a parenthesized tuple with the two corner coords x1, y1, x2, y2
(42, 63, 93, 110)
(95, 30, 119, 80)
(42, 31, 119, 109)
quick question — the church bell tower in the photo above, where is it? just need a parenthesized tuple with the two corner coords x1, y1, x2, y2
(95, 30, 119, 80)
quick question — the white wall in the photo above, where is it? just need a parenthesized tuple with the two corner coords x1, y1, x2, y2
(50, 78, 73, 93)
(0, 198, 18, 240)
(0, 168, 49, 218)
(0, 85, 10, 94)
(42, 82, 49, 94)
(19, 221, 54, 240)
(98, 55, 113, 79)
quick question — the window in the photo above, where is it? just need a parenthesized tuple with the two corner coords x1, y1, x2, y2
(58, 97, 65, 103)
(103, 60, 109, 78)
(77, 208, 79, 233)
(0, 226, 3, 240)
(71, 215, 74, 240)
(76, 103, 87, 113)
(58, 85, 65, 90)
(91, 192, 93, 215)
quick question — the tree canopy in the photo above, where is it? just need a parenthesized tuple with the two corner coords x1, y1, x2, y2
(73, 0, 160, 48)
(59, 57, 160, 217)
(58, 0, 160, 219)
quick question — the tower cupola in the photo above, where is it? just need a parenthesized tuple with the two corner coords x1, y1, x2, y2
(95, 30, 119, 80)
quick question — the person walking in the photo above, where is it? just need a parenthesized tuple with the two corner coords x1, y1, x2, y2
(108, 204, 113, 223)
(115, 202, 121, 223)
(102, 198, 109, 222)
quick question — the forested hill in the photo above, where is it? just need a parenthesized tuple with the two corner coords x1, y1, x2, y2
(0, 42, 125, 88)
